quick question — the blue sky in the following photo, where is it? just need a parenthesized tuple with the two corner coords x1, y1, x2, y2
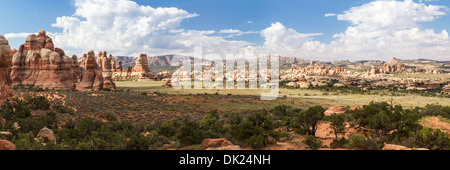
(1, 0, 450, 61)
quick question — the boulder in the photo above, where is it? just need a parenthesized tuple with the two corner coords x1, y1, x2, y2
(206, 145, 242, 150)
(0, 139, 16, 150)
(200, 138, 234, 150)
(382, 144, 411, 150)
(324, 106, 346, 116)
(36, 127, 56, 144)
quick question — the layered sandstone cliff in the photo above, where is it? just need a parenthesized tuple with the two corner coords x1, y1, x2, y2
(9, 30, 116, 91)
(0, 35, 13, 104)
(10, 30, 78, 90)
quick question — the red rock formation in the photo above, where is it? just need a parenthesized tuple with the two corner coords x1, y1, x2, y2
(442, 85, 450, 95)
(200, 138, 233, 150)
(284, 63, 346, 76)
(110, 54, 116, 70)
(350, 106, 363, 112)
(155, 70, 172, 80)
(0, 35, 13, 105)
(97, 51, 111, 72)
(10, 49, 17, 56)
(324, 106, 346, 116)
(368, 63, 405, 75)
(116, 60, 123, 71)
(9, 31, 115, 91)
(103, 75, 116, 90)
(132, 54, 154, 79)
(0, 139, 16, 150)
(10, 31, 78, 90)
(76, 50, 104, 91)
(71, 55, 81, 80)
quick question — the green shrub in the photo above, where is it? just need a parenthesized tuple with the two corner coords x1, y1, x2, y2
(330, 138, 349, 149)
(414, 128, 450, 150)
(247, 135, 265, 149)
(25, 95, 51, 110)
(302, 135, 322, 150)
(348, 135, 381, 150)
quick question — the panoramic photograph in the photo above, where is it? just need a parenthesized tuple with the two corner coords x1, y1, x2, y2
(0, 0, 449, 160)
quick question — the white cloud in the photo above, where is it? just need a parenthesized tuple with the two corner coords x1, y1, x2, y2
(50, 0, 252, 58)
(329, 0, 450, 60)
(324, 13, 336, 17)
(4, 33, 34, 39)
(219, 29, 241, 34)
(247, 0, 450, 61)
(7, 0, 448, 61)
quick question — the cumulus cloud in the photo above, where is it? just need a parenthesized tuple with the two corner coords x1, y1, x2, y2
(17, 0, 449, 61)
(250, 0, 450, 61)
(329, 0, 450, 60)
(51, 0, 252, 58)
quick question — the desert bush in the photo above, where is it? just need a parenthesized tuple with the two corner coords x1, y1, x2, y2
(414, 128, 450, 150)
(24, 95, 51, 110)
(52, 104, 75, 115)
(302, 135, 322, 150)
(247, 135, 265, 149)
(229, 109, 280, 147)
(347, 135, 382, 150)
(294, 106, 325, 137)
(330, 137, 349, 149)
(178, 120, 204, 146)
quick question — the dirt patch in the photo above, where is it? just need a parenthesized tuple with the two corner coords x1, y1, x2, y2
(419, 116, 450, 133)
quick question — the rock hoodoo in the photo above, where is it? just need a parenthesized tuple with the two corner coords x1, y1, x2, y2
(10, 30, 78, 90)
(9, 30, 116, 91)
(77, 50, 104, 91)
(132, 54, 154, 79)
(0, 35, 14, 105)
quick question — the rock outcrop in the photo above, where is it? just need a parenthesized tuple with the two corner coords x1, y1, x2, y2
(132, 54, 154, 79)
(368, 63, 405, 75)
(0, 35, 14, 105)
(0, 139, 16, 150)
(281, 63, 346, 77)
(77, 50, 104, 91)
(442, 85, 450, 95)
(155, 70, 172, 80)
(10, 30, 78, 90)
(200, 138, 234, 150)
(36, 127, 56, 144)
(382, 144, 428, 150)
(97, 51, 111, 72)
(8, 31, 116, 91)
(324, 106, 346, 116)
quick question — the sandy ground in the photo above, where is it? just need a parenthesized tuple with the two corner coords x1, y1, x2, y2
(419, 116, 450, 133)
